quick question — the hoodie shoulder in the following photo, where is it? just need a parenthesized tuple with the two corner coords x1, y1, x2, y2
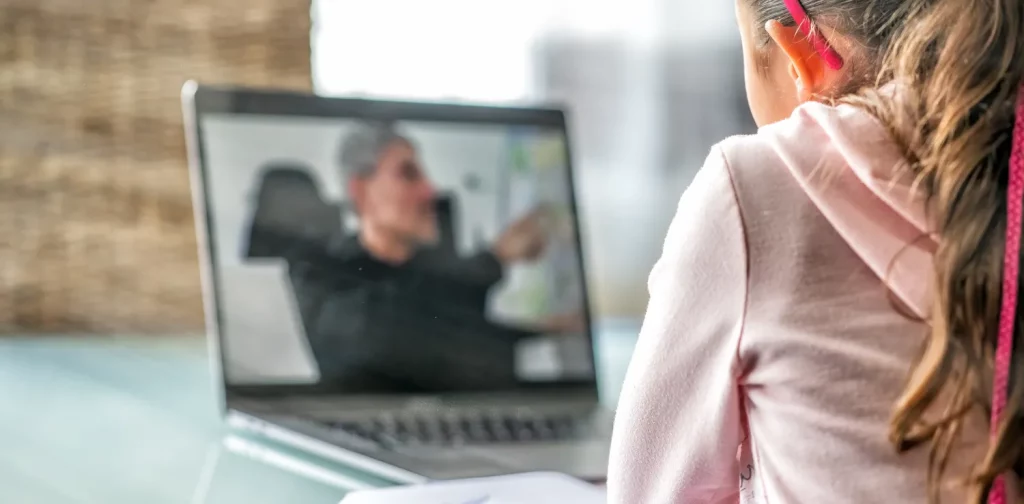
(715, 102, 853, 188)
(713, 128, 822, 267)
(713, 125, 812, 229)
(713, 101, 896, 227)
(712, 101, 933, 318)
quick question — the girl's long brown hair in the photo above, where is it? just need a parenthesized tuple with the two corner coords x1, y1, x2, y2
(748, 0, 1024, 501)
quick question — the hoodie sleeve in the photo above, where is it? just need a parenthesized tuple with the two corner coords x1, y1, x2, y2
(607, 146, 748, 504)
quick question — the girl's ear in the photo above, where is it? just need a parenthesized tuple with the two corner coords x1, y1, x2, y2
(764, 20, 833, 101)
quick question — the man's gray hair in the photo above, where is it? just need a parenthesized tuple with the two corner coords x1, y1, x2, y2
(337, 121, 412, 182)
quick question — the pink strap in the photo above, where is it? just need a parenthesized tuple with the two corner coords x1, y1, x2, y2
(781, 0, 845, 70)
(988, 82, 1024, 504)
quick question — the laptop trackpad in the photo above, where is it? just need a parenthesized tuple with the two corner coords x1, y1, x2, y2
(468, 442, 609, 481)
(387, 445, 513, 480)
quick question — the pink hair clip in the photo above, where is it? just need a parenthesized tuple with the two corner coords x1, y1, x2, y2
(782, 0, 845, 70)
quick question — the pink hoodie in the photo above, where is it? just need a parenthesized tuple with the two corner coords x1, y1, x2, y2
(607, 102, 997, 503)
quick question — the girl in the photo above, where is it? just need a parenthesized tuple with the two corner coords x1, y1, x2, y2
(607, 0, 1024, 502)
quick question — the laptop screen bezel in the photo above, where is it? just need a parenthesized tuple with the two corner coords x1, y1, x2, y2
(184, 83, 600, 401)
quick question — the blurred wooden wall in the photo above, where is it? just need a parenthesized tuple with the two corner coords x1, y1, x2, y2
(0, 0, 312, 333)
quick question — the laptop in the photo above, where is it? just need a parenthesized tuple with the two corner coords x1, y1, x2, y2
(181, 82, 612, 483)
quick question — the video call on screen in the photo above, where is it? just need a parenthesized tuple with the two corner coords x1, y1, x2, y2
(201, 114, 595, 393)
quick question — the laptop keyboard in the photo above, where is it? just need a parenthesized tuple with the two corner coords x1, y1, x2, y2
(327, 411, 588, 448)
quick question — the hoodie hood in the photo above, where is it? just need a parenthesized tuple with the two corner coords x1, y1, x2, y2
(760, 101, 936, 319)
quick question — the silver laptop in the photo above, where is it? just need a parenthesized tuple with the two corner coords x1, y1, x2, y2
(182, 82, 611, 484)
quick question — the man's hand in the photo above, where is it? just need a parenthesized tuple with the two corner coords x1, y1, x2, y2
(492, 207, 550, 264)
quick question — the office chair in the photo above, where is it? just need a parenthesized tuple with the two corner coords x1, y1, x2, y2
(244, 163, 343, 259)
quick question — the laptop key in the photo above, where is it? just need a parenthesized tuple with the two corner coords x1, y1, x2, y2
(328, 411, 587, 448)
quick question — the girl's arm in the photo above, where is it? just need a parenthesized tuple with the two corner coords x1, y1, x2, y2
(607, 147, 748, 503)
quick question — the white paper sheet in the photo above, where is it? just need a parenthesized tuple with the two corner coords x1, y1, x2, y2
(339, 472, 605, 504)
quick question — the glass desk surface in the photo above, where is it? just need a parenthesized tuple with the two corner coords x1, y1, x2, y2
(0, 320, 639, 504)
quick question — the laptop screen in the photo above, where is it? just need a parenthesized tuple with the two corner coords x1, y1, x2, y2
(193, 91, 595, 394)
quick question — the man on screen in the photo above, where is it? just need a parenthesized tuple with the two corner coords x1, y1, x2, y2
(338, 122, 548, 299)
(286, 121, 560, 392)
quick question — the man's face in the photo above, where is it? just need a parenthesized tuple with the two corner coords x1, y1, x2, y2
(353, 140, 438, 245)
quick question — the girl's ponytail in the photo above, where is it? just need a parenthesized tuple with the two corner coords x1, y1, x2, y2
(864, 0, 1024, 501)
